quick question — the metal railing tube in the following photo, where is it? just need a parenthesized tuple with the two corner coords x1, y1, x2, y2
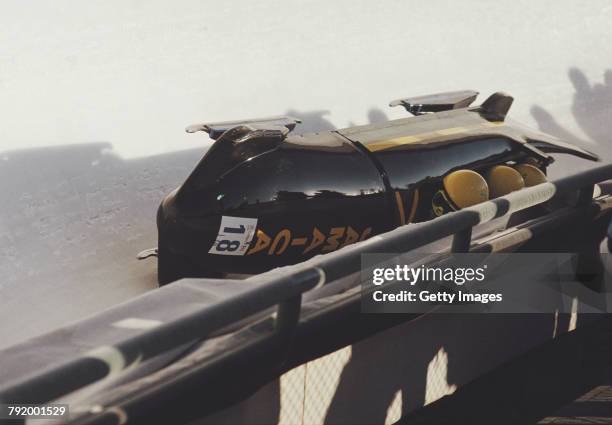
(0, 268, 322, 405)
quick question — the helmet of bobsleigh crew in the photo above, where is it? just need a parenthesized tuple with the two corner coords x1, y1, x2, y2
(431, 169, 489, 217)
(513, 163, 547, 187)
(485, 165, 525, 198)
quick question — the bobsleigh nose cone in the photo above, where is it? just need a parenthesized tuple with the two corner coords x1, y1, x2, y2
(156, 186, 225, 285)
(156, 188, 187, 285)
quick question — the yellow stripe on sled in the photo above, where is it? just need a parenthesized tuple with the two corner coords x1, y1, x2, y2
(366, 121, 505, 152)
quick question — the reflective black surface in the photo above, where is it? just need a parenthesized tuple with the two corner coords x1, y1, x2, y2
(156, 107, 597, 283)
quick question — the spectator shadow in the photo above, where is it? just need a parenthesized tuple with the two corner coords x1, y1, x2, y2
(286, 109, 337, 133)
(531, 67, 612, 173)
(286, 106, 390, 134)
(367, 107, 389, 124)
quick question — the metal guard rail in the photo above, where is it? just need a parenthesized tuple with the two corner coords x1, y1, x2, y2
(1, 163, 611, 407)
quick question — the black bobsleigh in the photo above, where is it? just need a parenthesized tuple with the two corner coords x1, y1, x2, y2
(141, 91, 598, 285)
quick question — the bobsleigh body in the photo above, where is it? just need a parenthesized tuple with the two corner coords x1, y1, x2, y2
(154, 91, 598, 285)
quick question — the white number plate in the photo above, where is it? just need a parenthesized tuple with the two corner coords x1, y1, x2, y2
(208, 216, 258, 256)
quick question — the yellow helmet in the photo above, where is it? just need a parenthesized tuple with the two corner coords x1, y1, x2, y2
(432, 170, 489, 217)
(486, 165, 525, 198)
(513, 163, 547, 187)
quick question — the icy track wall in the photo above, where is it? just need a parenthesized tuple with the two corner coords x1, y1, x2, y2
(1, 0, 612, 348)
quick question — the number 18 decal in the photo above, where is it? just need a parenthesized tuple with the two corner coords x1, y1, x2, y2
(209, 216, 258, 256)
